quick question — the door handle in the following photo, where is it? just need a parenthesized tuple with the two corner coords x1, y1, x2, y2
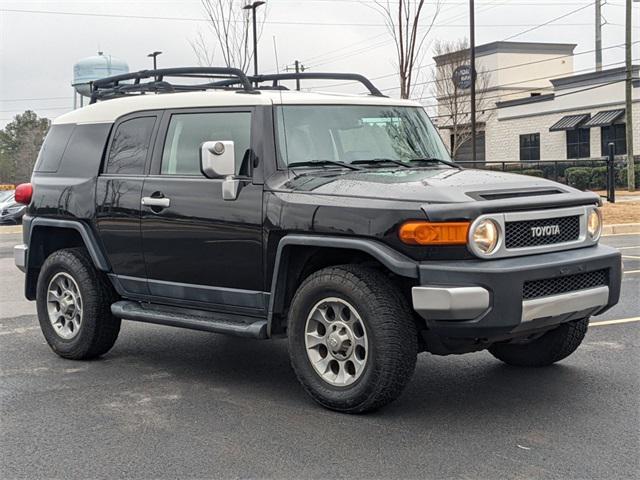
(141, 196, 171, 208)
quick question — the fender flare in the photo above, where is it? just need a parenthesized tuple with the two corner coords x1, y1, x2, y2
(266, 234, 418, 334)
(27, 217, 111, 272)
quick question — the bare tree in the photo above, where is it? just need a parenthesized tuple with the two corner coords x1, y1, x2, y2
(432, 38, 492, 159)
(190, 0, 267, 72)
(368, 0, 442, 99)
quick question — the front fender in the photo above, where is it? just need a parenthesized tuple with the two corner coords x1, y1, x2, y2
(266, 234, 418, 335)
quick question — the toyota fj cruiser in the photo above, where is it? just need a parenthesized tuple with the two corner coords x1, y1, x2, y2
(14, 68, 621, 413)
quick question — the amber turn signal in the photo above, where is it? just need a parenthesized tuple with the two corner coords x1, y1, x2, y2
(399, 221, 470, 245)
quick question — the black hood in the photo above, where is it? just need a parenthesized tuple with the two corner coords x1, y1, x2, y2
(279, 167, 575, 204)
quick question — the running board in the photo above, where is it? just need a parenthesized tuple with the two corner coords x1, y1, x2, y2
(111, 301, 268, 339)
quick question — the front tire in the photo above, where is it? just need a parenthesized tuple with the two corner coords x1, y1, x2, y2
(36, 248, 121, 360)
(288, 265, 418, 413)
(489, 318, 589, 367)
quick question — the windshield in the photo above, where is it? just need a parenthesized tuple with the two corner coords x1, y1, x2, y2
(275, 105, 451, 167)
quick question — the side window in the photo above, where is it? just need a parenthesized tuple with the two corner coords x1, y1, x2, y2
(519, 133, 540, 161)
(34, 124, 75, 173)
(601, 124, 626, 156)
(566, 128, 590, 159)
(105, 117, 156, 175)
(161, 112, 251, 175)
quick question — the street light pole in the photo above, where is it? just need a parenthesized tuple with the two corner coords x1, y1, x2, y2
(469, 0, 477, 162)
(243, 1, 265, 80)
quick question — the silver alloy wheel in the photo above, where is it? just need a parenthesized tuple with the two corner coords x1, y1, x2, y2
(304, 297, 368, 387)
(46, 272, 83, 340)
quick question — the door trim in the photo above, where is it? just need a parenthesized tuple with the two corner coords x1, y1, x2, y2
(110, 274, 269, 312)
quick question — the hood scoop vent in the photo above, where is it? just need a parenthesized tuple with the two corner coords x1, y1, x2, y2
(474, 189, 564, 201)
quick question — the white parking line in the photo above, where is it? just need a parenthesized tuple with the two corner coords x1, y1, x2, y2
(617, 246, 640, 250)
(624, 269, 640, 275)
(590, 317, 640, 327)
(622, 255, 640, 260)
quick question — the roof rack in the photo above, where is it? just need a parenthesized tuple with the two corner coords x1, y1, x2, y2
(89, 68, 386, 103)
(214, 72, 386, 97)
(255, 72, 385, 97)
(89, 67, 256, 103)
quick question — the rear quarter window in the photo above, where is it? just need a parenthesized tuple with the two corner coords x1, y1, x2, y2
(34, 124, 75, 173)
(104, 116, 156, 175)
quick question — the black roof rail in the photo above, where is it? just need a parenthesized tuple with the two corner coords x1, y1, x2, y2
(89, 67, 256, 103)
(257, 73, 385, 97)
(214, 72, 386, 97)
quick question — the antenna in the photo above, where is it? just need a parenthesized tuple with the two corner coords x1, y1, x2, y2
(272, 35, 280, 74)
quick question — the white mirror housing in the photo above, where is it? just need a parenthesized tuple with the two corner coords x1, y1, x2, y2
(200, 140, 236, 178)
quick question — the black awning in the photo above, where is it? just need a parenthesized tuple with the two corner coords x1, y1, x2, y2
(582, 109, 625, 128)
(549, 113, 590, 131)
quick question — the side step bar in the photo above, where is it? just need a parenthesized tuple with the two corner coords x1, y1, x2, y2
(111, 301, 268, 339)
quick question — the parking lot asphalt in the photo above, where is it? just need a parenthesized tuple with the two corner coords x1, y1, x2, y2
(0, 230, 638, 480)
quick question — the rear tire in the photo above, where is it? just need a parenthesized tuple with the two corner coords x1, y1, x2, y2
(288, 265, 418, 413)
(36, 248, 121, 360)
(489, 318, 589, 367)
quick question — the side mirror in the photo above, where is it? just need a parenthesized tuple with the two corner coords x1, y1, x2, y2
(200, 141, 236, 178)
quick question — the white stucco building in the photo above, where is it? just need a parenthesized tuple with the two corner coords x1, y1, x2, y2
(489, 66, 639, 162)
(433, 41, 639, 163)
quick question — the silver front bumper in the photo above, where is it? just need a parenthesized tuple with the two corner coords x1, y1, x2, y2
(412, 286, 490, 320)
(521, 286, 609, 322)
(412, 285, 610, 323)
(14, 244, 27, 272)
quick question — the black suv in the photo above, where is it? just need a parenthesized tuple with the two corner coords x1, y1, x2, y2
(14, 69, 621, 413)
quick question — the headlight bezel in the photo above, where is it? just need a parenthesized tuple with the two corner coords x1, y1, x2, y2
(587, 207, 602, 241)
(468, 217, 502, 258)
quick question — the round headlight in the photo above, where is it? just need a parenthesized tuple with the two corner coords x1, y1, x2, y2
(470, 218, 500, 256)
(587, 208, 602, 240)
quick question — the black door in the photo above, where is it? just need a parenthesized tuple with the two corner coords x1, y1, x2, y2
(96, 112, 160, 295)
(140, 108, 265, 313)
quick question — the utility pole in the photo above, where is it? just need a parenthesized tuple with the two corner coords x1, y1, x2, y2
(595, 0, 602, 71)
(243, 1, 266, 80)
(469, 0, 477, 162)
(284, 60, 306, 90)
(625, 0, 635, 191)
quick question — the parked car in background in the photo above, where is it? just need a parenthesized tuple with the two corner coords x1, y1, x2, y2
(0, 190, 26, 224)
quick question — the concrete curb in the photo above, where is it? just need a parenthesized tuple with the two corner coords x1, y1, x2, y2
(602, 223, 640, 236)
(0, 225, 22, 234)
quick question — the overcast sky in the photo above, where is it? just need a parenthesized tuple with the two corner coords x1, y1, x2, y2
(0, 0, 638, 127)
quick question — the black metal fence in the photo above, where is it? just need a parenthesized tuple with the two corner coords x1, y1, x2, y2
(455, 145, 632, 203)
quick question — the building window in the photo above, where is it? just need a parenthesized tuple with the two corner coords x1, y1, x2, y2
(601, 124, 626, 156)
(520, 133, 540, 161)
(566, 128, 590, 159)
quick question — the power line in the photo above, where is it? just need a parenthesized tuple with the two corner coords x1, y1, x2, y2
(383, 42, 638, 92)
(0, 8, 596, 27)
(301, 1, 600, 87)
(0, 96, 72, 103)
(426, 76, 630, 118)
(297, 0, 511, 68)
(305, 40, 633, 91)
(502, 2, 593, 41)
(413, 59, 632, 105)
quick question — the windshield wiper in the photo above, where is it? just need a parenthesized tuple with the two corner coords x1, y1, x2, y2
(407, 157, 462, 169)
(288, 159, 363, 171)
(351, 158, 410, 168)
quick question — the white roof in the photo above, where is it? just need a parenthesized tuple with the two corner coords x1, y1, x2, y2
(54, 90, 421, 125)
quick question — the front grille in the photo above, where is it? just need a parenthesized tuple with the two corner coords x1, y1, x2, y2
(505, 215, 580, 249)
(523, 269, 607, 300)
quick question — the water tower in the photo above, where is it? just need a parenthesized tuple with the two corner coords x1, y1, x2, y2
(72, 52, 129, 107)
